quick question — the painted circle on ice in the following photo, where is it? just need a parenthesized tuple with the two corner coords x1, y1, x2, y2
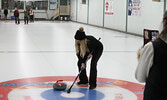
(0, 76, 144, 100)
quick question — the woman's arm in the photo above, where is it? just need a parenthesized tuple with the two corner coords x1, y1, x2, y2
(135, 42, 154, 83)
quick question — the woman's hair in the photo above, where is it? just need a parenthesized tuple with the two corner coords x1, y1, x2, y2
(75, 39, 87, 58)
(75, 27, 87, 58)
(159, 11, 167, 40)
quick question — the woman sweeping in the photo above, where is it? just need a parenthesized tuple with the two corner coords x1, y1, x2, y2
(74, 27, 103, 89)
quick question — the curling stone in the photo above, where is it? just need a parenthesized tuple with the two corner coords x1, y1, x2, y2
(53, 80, 67, 91)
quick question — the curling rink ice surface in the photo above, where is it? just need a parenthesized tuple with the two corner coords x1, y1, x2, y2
(0, 20, 144, 100)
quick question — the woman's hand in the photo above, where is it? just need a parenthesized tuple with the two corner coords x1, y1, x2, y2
(87, 54, 93, 59)
(137, 46, 144, 61)
(81, 63, 86, 69)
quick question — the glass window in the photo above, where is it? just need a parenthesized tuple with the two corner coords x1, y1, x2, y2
(50, 0, 58, 10)
(82, 0, 86, 4)
(60, 0, 67, 5)
(2, 0, 24, 9)
(26, 1, 48, 10)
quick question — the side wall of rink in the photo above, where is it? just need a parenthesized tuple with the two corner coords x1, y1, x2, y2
(70, 0, 165, 36)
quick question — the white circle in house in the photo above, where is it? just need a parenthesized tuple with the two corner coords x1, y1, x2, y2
(61, 92, 85, 98)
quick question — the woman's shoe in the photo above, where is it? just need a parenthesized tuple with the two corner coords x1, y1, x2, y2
(89, 85, 96, 89)
(77, 81, 88, 85)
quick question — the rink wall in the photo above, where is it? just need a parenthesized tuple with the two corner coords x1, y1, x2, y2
(0, 10, 54, 20)
(70, 0, 165, 36)
(0, 0, 63, 20)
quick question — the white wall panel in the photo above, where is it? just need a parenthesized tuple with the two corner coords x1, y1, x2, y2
(104, 0, 127, 31)
(166, 0, 167, 10)
(88, 0, 103, 26)
(127, 0, 164, 35)
(0, 0, 1, 9)
(70, 0, 77, 21)
(77, 0, 88, 23)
